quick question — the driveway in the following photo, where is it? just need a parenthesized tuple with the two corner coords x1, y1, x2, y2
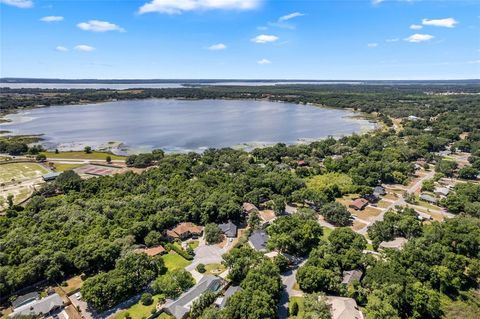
(184, 237, 235, 278)
(277, 259, 306, 319)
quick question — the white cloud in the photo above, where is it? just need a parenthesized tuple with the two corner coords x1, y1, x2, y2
(257, 58, 271, 65)
(77, 20, 125, 32)
(372, 0, 385, 5)
(468, 60, 480, 64)
(40, 16, 64, 23)
(56, 46, 68, 52)
(410, 24, 423, 30)
(405, 33, 434, 43)
(278, 12, 304, 22)
(0, 0, 33, 8)
(422, 18, 458, 28)
(74, 44, 95, 52)
(386, 38, 399, 42)
(251, 34, 278, 44)
(139, 0, 261, 15)
(368, 43, 378, 48)
(208, 43, 227, 50)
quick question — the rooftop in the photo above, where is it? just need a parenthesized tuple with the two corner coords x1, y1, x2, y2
(10, 293, 63, 318)
(142, 245, 166, 257)
(326, 296, 364, 319)
(164, 275, 223, 319)
(341, 270, 363, 285)
(214, 286, 241, 309)
(242, 202, 258, 213)
(379, 237, 408, 250)
(258, 210, 276, 223)
(218, 220, 237, 238)
(12, 292, 39, 309)
(249, 230, 269, 251)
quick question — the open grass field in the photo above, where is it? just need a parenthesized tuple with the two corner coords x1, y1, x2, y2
(112, 295, 165, 319)
(41, 151, 125, 160)
(162, 252, 191, 271)
(353, 206, 383, 221)
(0, 163, 49, 183)
(61, 275, 84, 294)
(351, 219, 367, 231)
(321, 227, 333, 241)
(188, 240, 199, 250)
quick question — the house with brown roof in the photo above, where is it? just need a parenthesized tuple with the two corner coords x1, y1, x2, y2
(258, 209, 277, 225)
(143, 245, 166, 257)
(242, 202, 258, 214)
(326, 296, 364, 319)
(166, 222, 204, 241)
(349, 198, 368, 211)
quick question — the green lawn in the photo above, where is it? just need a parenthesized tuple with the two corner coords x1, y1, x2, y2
(188, 240, 199, 250)
(112, 295, 164, 319)
(0, 163, 49, 183)
(158, 313, 174, 319)
(162, 252, 191, 271)
(204, 263, 226, 275)
(289, 296, 305, 318)
(41, 151, 125, 160)
(321, 227, 333, 241)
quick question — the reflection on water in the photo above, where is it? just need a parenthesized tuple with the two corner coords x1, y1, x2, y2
(2, 99, 375, 154)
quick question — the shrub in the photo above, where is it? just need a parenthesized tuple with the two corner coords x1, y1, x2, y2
(196, 263, 206, 273)
(141, 293, 153, 306)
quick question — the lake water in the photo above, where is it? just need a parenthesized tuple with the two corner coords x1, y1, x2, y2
(2, 99, 375, 154)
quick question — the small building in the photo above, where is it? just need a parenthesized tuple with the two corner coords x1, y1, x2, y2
(248, 230, 269, 252)
(11, 292, 39, 310)
(166, 222, 204, 241)
(142, 245, 166, 257)
(373, 186, 386, 196)
(379, 237, 408, 250)
(341, 270, 363, 285)
(9, 293, 63, 318)
(297, 160, 307, 167)
(242, 202, 258, 214)
(434, 187, 450, 197)
(349, 198, 368, 211)
(214, 286, 241, 309)
(163, 275, 223, 319)
(407, 115, 421, 121)
(218, 220, 238, 238)
(42, 172, 61, 182)
(258, 209, 277, 225)
(420, 194, 438, 204)
(364, 193, 379, 203)
(326, 296, 364, 319)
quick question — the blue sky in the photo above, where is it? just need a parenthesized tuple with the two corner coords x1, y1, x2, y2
(1, 0, 479, 79)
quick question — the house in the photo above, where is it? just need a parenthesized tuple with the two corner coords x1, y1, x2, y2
(166, 222, 204, 241)
(218, 220, 238, 238)
(242, 202, 258, 214)
(9, 293, 63, 318)
(248, 230, 269, 252)
(258, 210, 277, 225)
(349, 198, 368, 211)
(364, 193, 379, 203)
(341, 270, 363, 285)
(326, 296, 364, 319)
(379, 237, 408, 250)
(141, 245, 166, 257)
(163, 275, 223, 319)
(11, 292, 39, 310)
(407, 115, 421, 121)
(373, 186, 386, 196)
(297, 160, 307, 167)
(214, 286, 241, 309)
(42, 172, 61, 182)
(434, 187, 450, 197)
(420, 194, 438, 204)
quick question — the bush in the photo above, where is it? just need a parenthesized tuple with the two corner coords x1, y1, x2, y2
(290, 300, 299, 316)
(141, 293, 153, 306)
(196, 263, 206, 273)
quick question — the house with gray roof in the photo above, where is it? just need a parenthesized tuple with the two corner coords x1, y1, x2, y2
(326, 296, 364, 319)
(218, 220, 237, 238)
(341, 270, 363, 285)
(163, 275, 223, 319)
(11, 292, 39, 310)
(42, 172, 61, 182)
(9, 293, 63, 318)
(248, 230, 269, 252)
(420, 193, 438, 204)
(214, 286, 241, 309)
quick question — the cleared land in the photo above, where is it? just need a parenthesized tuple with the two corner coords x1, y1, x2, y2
(0, 163, 49, 183)
(41, 151, 125, 160)
(112, 294, 166, 319)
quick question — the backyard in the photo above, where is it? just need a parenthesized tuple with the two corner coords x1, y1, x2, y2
(162, 252, 191, 271)
(0, 162, 49, 183)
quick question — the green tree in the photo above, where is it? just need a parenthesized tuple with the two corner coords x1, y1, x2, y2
(140, 293, 153, 306)
(319, 202, 352, 226)
(84, 146, 92, 154)
(204, 223, 223, 244)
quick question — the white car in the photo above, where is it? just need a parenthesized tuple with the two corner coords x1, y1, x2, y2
(74, 292, 82, 300)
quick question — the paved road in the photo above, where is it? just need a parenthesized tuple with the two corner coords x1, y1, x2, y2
(277, 260, 306, 319)
(357, 169, 436, 235)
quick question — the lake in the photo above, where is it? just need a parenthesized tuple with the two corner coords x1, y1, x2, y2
(2, 99, 375, 154)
